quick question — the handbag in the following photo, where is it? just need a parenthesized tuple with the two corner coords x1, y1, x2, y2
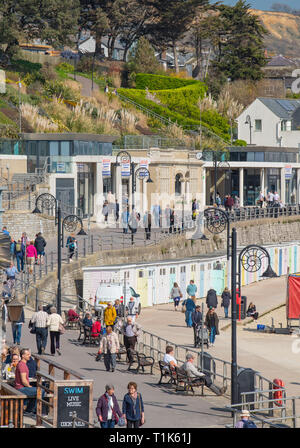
(59, 323, 65, 334)
(118, 416, 126, 427)
(138, 393, 145, 427)
(181, 304, 186, 313)
(29, 321, 36, 334)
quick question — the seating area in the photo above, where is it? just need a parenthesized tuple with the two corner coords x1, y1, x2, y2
(173, 366, 205, 395)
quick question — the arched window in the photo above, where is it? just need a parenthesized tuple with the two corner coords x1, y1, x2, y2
(175, 173, 182, 196)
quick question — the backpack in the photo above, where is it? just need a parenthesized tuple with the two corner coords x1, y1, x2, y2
(243, 420, 257, 428)
(16, 243, 22, 252)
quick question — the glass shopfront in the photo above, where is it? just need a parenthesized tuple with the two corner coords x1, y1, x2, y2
(77, 163, 95, 217)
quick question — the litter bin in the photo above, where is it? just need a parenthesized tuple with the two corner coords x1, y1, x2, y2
(240, 296, 247, 320)
(237, 367, 256, 410)
(200, 351, 216, 381)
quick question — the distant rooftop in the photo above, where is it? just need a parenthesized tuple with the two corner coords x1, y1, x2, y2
(266, 54, 297, 67)
(258, 98, 300, 119)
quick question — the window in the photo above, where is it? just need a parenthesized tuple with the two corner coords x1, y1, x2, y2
(255, 119, 262, 131)
(170, 268, 175, 274)
(160, 268, 166, 276)
(175, 173, 182, 196)
(191, 265, 196, 272)
(61, 141, 70, 156)
(281, 120, 291, 131)
(180, 266, 186, 273)
(254, 152, 264, 162)
(138, 271, 144, 278)
(247, 152, 254, 162)
(49, 141, 59, 156)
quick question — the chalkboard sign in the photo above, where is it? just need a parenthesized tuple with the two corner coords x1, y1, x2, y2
(56, 384, 91, 428)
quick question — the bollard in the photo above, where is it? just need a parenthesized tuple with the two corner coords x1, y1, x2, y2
(51, 252, 54, 271)
(33, 263, 36, 283)
(39, 260, 42, 280)
(91, 235, 94, 254)
(45, 255, 48, 275)
(83, 238, 86, 257)
(35, 288, 39, 311)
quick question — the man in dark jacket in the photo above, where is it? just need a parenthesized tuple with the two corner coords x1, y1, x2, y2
(191, 305, 202, 346)
(221, 288, 231, 318)
(206, 288, 218, 309)
(34, 232, 47, 265)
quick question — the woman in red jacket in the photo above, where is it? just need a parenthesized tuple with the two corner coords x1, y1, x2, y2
(91, 317, 101, 339)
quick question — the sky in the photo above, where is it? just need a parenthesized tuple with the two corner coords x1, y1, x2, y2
(221, 0, 300, 10)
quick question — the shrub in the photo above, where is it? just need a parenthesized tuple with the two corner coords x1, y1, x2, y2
(11, 59, 42, 74)
(56, 62, 74, 73)
(233, 139, 247, 146)
(43, 80, 80, 102)
(40, 62, 57, 81)
(135, 73, 198, 90)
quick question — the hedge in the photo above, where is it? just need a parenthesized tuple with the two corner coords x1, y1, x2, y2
(135, 73, 199, 90)
(118, 85, 230, 141)
(118, 87, 230, 141)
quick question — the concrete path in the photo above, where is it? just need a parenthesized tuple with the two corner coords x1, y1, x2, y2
(139, 276, 300, 398)
(75, 74, 99, 98)
(6, 323, 231, 428)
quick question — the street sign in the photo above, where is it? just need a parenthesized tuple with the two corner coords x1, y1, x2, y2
(102, 158, 111, 177)
(285, 165, 292, 179)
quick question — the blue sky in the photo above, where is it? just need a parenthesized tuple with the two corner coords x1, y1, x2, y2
(221, 0, 300, 10)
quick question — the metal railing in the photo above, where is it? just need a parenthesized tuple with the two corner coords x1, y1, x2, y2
(137, 328, 286, 405)
(226, 392, 300, 428)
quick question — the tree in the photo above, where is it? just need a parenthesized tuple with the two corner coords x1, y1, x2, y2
(0, 0, 80, 62)
(147, 0, 209, 73)
(127, 36, 160, 76)
(212, 0, 268, 82)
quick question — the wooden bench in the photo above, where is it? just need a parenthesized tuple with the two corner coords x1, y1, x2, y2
(128, 351, 155, 374)
(158, 361, 176, 385)
(174, 367, 205, 395)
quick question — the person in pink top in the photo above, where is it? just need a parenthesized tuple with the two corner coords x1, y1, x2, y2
(26, 241, 37, 274)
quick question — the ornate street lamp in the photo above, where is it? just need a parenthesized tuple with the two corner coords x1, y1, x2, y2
(33, 193, 86, 314)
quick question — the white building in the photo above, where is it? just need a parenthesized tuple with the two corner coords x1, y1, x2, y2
(237, 97, 300, 148)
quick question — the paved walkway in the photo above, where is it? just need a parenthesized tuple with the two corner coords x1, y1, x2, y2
(7, 323, 230, 428)
(75, 74, 99, 98)
(138, 276, 300, 398)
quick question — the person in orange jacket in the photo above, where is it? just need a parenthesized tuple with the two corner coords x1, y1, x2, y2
(104, 302, 117, 329)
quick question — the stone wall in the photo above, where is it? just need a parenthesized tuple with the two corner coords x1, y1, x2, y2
(3, 211, 56, 240)
(25, 215, 300, 310)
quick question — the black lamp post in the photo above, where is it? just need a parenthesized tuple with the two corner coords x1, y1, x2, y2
(116, 151, 153, 244)
(33, 193, 86, 315)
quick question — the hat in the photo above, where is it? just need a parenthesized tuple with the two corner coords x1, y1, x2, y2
(240, 410, 250, 417)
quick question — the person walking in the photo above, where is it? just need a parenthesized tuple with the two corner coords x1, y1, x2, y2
(15, 239, 25, 272)
(186, 280, 197, 304)
(182, 296, 196, 328)
(122, 382, 145, 428)
(191, 305, 202, 346)
(96, 384, 123, 428)
(143, 211, 152, 240)
(11, 306, 25, 345)
(170, 282, 182, 311)
(121, 207, 130, 234)
(30, 305, 49, 355)
(258, 191, 264, 208)
(66, 234, 77, 262)
(206, 287, 218, 309)
(47, 307, 64, 356)
(104, 302, 117, 329)
(122, 317, 141, 369)
(114, 200, 120, 223)
(10, 238, 16, 263)
(98, 326, 119, 372)
(34, 232, 47, 265)
(102, 200, 109, 223)
(205, 307, 219, 347)
(221, 287, 231, 318)
(26, 241, 37, 274)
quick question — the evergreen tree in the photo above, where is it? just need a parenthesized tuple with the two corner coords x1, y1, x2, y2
(0, 0, 80, 62)
(147, 0, 209, 73)
(127, 36, 160, 74)
(213, 0, 268, 81)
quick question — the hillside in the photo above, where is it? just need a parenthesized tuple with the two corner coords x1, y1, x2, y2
(251, 9, 300, 58)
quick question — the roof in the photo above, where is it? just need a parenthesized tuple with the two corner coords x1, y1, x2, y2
(258, 98, 300, 119)
(266, 55, 297, 67)
(20, 133, 118, 143)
